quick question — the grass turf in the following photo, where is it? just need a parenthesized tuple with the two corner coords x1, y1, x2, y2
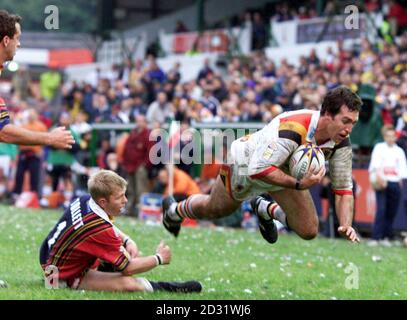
(0, 205, 406, 300)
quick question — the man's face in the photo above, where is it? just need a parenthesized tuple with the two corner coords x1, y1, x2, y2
(102, 187, 128, 217)
(4, 23, 21, 61)
(384, 130, 397, 146)
(158, 92, 167, 104)
(327, 105, 359, 143)
(136, 115, 146, 129)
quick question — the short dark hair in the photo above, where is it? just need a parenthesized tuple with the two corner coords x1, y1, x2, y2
(0, 10, 22, 41)
(320, 86, 362, 117)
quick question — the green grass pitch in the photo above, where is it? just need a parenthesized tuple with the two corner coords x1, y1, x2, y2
(0, 205, 406, 300)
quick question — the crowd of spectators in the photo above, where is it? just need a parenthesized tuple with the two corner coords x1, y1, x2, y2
(224, 0, 407, 51)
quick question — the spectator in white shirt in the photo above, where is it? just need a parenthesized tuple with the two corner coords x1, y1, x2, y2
(369, 125, 407, 241)
(146, 91, 173, 125)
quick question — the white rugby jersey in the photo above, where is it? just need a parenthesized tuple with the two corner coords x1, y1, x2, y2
(224, 110, 353, 201)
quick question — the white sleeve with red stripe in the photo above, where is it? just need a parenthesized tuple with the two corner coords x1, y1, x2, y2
(248, 138, 297, 179)
(329, 145, 353, 195)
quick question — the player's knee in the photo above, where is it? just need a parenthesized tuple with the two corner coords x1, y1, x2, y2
(300, 231, 317, 240)
(298, 227, 318, 240)
(297, 219, 319, 240)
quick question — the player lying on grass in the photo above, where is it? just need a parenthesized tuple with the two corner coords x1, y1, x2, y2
(163, 86, 362, 244)
(40, 170, 202, 293)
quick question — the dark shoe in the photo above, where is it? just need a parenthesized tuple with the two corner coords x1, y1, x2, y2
(151, 280, 202, 293)
(162, 196, 182, 237)
(250, 196, 278, 244)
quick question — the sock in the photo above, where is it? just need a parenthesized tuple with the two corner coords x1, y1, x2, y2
(172, 195, 199, 220)
(137, 278, 154, 292)
(149, 281, 160, 292)
(148, 280, 202, 293)
(257, 200, 288, 227)
(272, 205, 288, 228)
(257, 199, 272, 220)
(149, 281, 175, 292)
(168, 202, 183, 222)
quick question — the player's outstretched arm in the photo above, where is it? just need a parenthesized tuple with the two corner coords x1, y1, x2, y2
(0, 124, 74, 149)
(334, 194, 360, 243)
(255, 165, 325, 190)
(122, 240, 171, 276)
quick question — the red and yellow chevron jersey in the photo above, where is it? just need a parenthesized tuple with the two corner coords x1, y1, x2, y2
(227, 110, 353, 201)
(39, 195, 130, 286)
(0, 97, 10, 130)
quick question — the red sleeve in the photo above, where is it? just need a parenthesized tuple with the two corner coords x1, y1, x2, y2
(332, 188, 353, 195)
(82, 228, 130, 271)
(250, 166, 278, 179)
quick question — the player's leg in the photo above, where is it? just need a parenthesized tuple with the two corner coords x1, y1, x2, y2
(78, 269, 148, 292)
(188, 175, 241, 219)
(29, 155, 41, 194)
(162, 176, 241, 237)
(79, 269, 202, 293)
(372, 190, 386, 240)
(383, 182, 400, 239)
(50, 166, 60, 191)
(270, 188, 319, 240)
(13, 156, 26, 194)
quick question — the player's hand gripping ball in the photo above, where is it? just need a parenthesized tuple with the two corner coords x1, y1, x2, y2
(289, 143, 325, 180)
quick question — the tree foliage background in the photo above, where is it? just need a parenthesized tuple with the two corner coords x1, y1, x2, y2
(0, 0, 98, 33)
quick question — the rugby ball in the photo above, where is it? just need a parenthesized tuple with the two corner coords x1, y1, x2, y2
(289, 143, 325, 180)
